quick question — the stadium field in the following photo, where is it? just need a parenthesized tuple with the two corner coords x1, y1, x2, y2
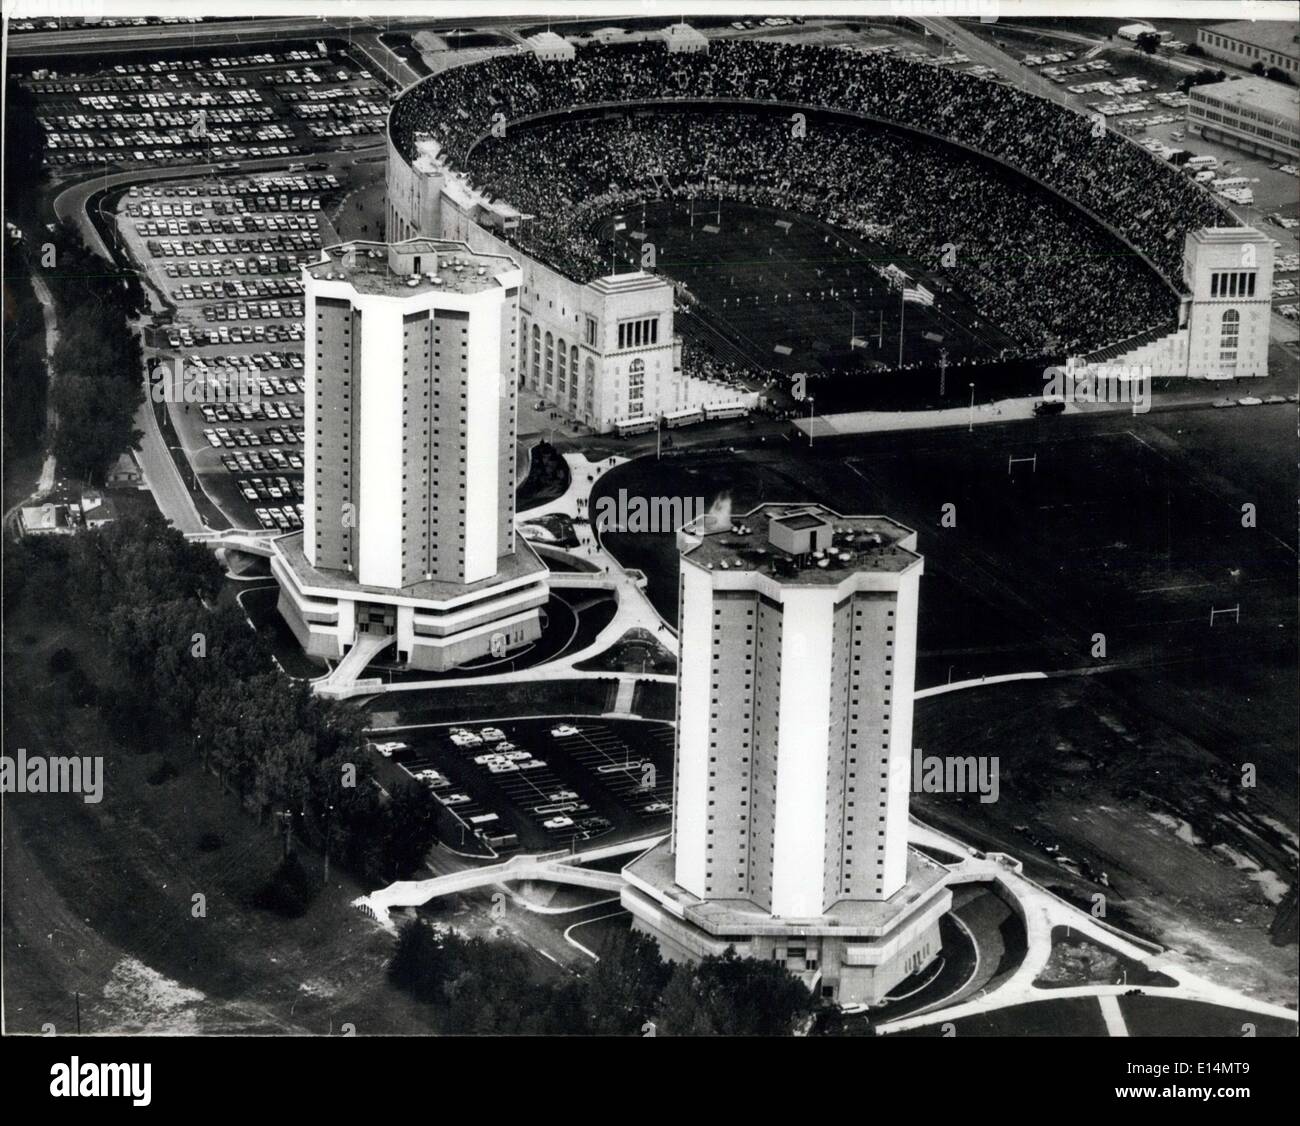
(595, 199, 1019, 376)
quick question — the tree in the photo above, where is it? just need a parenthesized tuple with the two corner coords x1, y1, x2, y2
(380, 780, 442, 879)
(50, 372, 142, 485)
(3, 80, 47, 223)
(583, 929, 669, 1034)
(1135, 32, 1161, 55)
(655, 964, 717, 1035)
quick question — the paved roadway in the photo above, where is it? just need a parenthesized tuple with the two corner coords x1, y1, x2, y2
(7, 16, 521, 57)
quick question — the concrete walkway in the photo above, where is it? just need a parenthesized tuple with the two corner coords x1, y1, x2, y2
(325, 451, 679, 699)
(878, 817, 1299, 1034)
(354, 834, 662, 931)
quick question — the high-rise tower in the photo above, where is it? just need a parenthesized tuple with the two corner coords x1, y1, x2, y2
(623, 504, 951, 1005)
(273, 239, 549, 676)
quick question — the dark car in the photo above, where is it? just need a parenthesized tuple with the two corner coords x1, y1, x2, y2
(1034, 399, 1066, 416)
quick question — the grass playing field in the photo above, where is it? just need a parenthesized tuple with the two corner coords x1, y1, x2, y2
(598, 199, 1019, 377)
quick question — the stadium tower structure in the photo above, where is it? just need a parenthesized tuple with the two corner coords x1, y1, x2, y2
(272, 238, 549, 674)
(622, 503, 952, 1006)
(385, 35, 751, 434)
(1069, 226, 1275, 379)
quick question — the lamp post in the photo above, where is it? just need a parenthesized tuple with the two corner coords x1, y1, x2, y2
(968, 383, 975, 432)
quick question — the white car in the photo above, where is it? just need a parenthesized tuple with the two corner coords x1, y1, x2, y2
(500, 750, 532, 762)
(373, 741, 407, 757)
(438, 792, 471, 806)
(548, 789, 578, 802)
(518, 759, 546, 771)
(643, 802, 672, 814)
(479, 727, 506, 743)
(543, 816, 574, 830)
(487, 760, 519, 774)
(550, 724, 580, 738)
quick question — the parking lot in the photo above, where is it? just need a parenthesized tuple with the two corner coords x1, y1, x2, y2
(20, 43, 389, 175)
(118, 170, 351, 529)
(372, 718, 675, 854)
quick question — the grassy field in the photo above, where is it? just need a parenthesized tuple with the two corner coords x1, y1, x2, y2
(594, 401, 1297, 1002)
(1, 599, 435, 1035)
(889, 996, 1109, 1036)
(602, 199, 1015, 376)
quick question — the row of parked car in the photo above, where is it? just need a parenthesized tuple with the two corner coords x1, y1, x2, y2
(222, 449, 303, 474)
(254, 504, 304, 532)
(238, 476, 302, 503)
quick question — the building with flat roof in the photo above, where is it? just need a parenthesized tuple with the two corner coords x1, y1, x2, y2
(1187, 76, 1300, 162)
(623, 503, 952, 1006)
(273, 239, 549, 674)
(1197, 20, 1300, 79)
(526, 30, 575, 62)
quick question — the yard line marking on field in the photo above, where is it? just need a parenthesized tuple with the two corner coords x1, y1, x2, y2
(1099, 995, 1129, 1037)
(1137, 582, 1214, 594)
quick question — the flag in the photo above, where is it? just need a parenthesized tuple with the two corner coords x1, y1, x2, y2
(902, 283, 934, 307)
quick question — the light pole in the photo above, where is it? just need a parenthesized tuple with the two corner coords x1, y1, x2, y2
(968, 383, 975, 432)
(808, 395, 816, 448)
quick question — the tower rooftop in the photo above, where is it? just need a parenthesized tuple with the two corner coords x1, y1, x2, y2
(678, 502, 919, 582)
(306, 238, 518, 298)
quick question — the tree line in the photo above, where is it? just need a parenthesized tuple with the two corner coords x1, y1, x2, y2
(5, 76, 150, 485)
(5, 514, 441, 886)
(388, 921, 832, 1036)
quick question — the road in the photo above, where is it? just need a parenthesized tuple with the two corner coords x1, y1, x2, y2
(7, 16, 521, 58)
(915, 16, 1078, 107)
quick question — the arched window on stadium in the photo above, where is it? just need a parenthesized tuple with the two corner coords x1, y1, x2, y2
(1219, 308, 1240, 370)
(569, 346, 580, 405)
(584, 358, 596, 418)
(556, 337, 568, 396)
(531, 325, 541, 388)
(545, 332, 555, 388)
(628, 358, 646, 417)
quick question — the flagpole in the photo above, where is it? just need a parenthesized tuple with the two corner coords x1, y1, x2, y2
(898, 287, 905, 369)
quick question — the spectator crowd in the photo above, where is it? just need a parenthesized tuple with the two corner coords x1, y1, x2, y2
(389, 37, 1234, 359)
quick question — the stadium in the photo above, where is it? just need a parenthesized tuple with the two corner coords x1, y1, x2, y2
(384, 35, 1263, 429)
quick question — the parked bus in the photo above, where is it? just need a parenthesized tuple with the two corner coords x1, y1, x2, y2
(664, 407, 705, 429)
(702, 402, 749, 421)
(614, 416, 657, 437)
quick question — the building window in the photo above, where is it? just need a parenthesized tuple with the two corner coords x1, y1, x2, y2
(1219, 308, 1240, 368)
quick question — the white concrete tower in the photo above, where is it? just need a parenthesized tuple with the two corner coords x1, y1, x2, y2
(303, 238, 521, 587)
(671, 504, 923, 914)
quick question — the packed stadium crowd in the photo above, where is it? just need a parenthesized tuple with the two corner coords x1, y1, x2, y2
(389, 37, 1233, 357)
(468, 111, 1178, 356)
